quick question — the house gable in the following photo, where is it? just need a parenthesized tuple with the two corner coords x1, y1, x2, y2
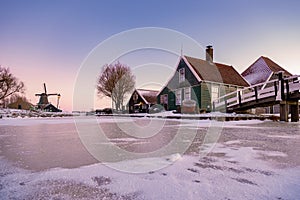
(164, 57, 202, 90)
(128, 89, 158, 113)
(156, 57, 202, 111)
(242, 56, 292, 85)
(43, 104, 61, 112)
(128, 90, 146, 106)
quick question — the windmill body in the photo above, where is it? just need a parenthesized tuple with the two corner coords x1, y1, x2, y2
(35, 83, 61, 112)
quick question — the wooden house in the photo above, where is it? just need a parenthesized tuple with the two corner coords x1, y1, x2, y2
(7, 97, 33, 110)
(242, 56, 292, 86)
(157, 46, 249, 113)
(42, 103, 62, 112)
(128, 89, 158, 113)
(241, 56, 293, 114)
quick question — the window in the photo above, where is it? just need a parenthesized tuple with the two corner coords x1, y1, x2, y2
(179, 68, 185, 82)
(160, 94, 168, 104)
(176, 89, 182, 105)
(211, 85, 219, 103)
(142, 104, 148, 109)
(184, 87, 191, 100)
(163, 94, 168, 104)
(133, 92, 138, 103)
(160, 95, 164, 104)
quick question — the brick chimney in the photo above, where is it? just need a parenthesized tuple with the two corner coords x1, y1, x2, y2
(206, 45, 213, 62)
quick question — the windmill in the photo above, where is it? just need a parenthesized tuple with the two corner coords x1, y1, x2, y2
(35, 83, 61, 111)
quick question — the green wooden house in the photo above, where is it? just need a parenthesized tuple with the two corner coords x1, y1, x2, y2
(157, 46, 249, 113)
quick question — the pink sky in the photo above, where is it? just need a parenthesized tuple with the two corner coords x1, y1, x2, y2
(1, 1, 300, 111)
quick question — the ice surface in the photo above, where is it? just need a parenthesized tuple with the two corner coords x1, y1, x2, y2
(0, 116, 134, 126)
(1, 144, 299, 200)
(0, 117, 300, 199)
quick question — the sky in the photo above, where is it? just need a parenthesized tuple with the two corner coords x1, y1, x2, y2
(1, 0, 300, 111)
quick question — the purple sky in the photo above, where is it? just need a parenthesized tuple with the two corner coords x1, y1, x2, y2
(1, 0, 300, 111)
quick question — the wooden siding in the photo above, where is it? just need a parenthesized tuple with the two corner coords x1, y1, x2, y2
(157, 58, 244, 113)
(200, 83, 211, 111)
(157, 58, 201, 111)
(166, 59, 200, 90)
(157, 87, 169, 104)
(199, 83, 240, 112)
(191, 85, 201, 107)
(168, 91, 176, 111)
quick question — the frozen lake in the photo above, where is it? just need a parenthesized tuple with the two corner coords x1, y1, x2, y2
(0, 116, 300, 199)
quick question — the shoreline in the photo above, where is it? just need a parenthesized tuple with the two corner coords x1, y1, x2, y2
(1, 108, 292, 122)
(0, 108, 77, 119)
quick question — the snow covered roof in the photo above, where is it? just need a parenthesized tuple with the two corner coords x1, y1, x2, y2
(241, 56, 292, 85)
(184, 56, 249, 87)
(136, 89, 158, 104)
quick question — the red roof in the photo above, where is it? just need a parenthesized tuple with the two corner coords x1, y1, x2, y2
(242, 56, 292, 85)
(184, 56, 249, 87)
(136, 89, 158, 104)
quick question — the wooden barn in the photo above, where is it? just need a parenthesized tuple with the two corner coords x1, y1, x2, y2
(7, 97, 33, 110)
(128, 89, 158, 113)
(157, 46, 249, 113)
(242, 56, 293, 114)
(242, 56, 292, 86)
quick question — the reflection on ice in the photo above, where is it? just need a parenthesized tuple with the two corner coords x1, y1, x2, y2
(0, 117, 300, 199)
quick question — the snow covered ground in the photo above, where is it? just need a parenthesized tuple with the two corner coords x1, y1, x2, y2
(0, 117, 299, 199)
(0, 108, 76, 118)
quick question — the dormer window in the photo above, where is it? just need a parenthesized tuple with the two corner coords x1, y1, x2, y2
(179, 68, 185, 82)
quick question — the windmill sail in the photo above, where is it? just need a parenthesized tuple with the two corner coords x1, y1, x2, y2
(44, 83, 47, 94)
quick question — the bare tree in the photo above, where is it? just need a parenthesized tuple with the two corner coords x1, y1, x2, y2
(0, 66, 25, 107)
(97, 62, 135, 111)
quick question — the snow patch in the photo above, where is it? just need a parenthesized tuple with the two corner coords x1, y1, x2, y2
(267, 135, 300, 139)
(1, 145, 300, 199)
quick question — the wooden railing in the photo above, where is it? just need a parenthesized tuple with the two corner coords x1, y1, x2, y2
(213, 75, 300, 111)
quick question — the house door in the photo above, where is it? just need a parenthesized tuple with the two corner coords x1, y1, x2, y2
(163, 94, 168, 110)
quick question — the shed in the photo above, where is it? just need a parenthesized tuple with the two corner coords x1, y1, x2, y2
(7, 97, 33, 110)
(128, 89, 158, 113)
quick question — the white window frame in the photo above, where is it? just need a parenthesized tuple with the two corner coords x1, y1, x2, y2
(211, 85, 220, 103)
(179, 68, 185, 83)
(160, 94, 168, 104)
(160, 95, 164, 104)
(176, 89, 182, 105)
(184, 87, 191, 100)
